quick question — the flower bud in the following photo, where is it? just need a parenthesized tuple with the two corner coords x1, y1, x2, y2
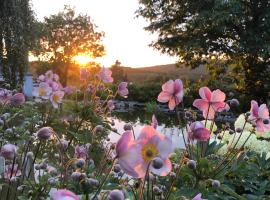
(153, 186, 162, 195)
(48, 177, 57, 185)
(71, 171, 81, 181)
(229, 99, 239, 107)
(75, 159, 85, 168)
(94, 125, 104, 133)
(263, 119, 270, 125)
(108, 190, 125, 200)
(0, 144, 17, 160)
(152, 157, 163, 169)
(5, 128, 13, 134)
(187, 160, 196, 170)
(0, 119, 4, 126)
(212, 180, 220, 188)
(9, 93, 25, 106)
(37, 127, 54, 140)
(123, 123, 132, 131)
(57, 139, 68, 150)
(113, 164, 121, 173)
(236, 128, 242, 133)
(26, 152, 34, 159)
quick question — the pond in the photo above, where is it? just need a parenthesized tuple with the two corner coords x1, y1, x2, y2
(108, 110, 187, 149)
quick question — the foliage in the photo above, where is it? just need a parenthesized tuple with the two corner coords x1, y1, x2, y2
(137, 0, 270, 102)
(110, 60, 127, 83)
(35, 6, 105, 86)
(0, 0, 35, 88)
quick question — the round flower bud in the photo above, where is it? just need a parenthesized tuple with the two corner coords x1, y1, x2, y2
(152, 157, 163, 169)
(236, 128, 242, 133)
(37, 127, 54, 140)
(108, 190, 125, 200)
(54, 153, 60, 159)
(263, 119, 270, 125)
(245, 112, 251, 117)
(5, 128, 13, 134)
(76, 159, 85, 168)
(123, 123, 132, 131)
(48, 177, 57, 185)
(111, 120, 115, 126)
(212, 180, 221, 188)
(71, 171, 81, 181)
(40, 162, 48, 170)
(87, 178, 99, 187)
(187, 160, 197, 170)
(217, 134, 223, 140)
(153, 186, 162, 195)
(0, 119, 4, 126)
(113, 164, 121, 173)
(0, 144, 17, 160)
(229, 99, 239, 107)
(56, 139, 68, 150)
(88, 159, 95, 166)
(94, 125, 104, 133)
(229, 129, 234, 135)
(169, 172, 176, 179)
(2, 113, 10, 120)
(42, 153, 48, 159)
(9, 93, 25, 106)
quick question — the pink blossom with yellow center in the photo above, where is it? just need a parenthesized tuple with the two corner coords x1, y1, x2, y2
(50, 91, 65, 109)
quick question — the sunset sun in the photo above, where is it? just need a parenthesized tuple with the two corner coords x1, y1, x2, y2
(72, 54, 93, 65)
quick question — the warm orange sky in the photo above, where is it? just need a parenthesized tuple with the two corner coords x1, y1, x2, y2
(32, 0, 177, 68)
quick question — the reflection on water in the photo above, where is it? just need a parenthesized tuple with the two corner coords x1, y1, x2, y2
(109, 111, 186, 149)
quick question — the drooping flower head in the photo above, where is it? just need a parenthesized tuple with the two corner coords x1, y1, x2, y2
(74, 145, 89, 160)
(188, 121, 210, 141)
(193, 87, 230, 119)
(248, 100, 270, 133)
(50, 91, 65, 109)
(32, 82, 52, 100)
(1, 144, 17, 160)
(9, 93, 25, 106)
(51, 189, 80, 200)
(108, 190, 125, 200)
(100, 67, 113, 83)
(117, 82, 128, 98)
(116, 126, 173, 178)
(0, 88, 12, 104)
(157, 79, 184, 110)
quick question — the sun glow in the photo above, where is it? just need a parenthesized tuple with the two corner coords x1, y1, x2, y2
(72, 55, 93, 66)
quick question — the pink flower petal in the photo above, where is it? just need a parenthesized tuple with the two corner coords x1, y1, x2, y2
(211, 102, 230, 112)
(157, 91, 171, 103)
(116, 131, 134, 157)
(156, 136, 173, 159)
(250, 100, 259, 118)
(258, 104, 269, 119)
(193, 99, 209, 112)
(199, 87, 212, 101)
(256, 120, 265, 132)
(211, 89, 226, 102)
(168, 97, 176, 110)
(162, 80, 174, 94)
(174, 79, 183, 94)
(138, 126, 158, 142)
(203, 106, 215, 120)
(192, 193, 202, 200)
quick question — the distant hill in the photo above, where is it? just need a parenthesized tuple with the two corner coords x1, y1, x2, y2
(122, 64, 208, 83)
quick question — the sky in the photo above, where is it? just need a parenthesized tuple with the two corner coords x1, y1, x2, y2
(31, 0, 176, 68)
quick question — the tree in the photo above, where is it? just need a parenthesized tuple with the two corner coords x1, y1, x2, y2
(110, 60, 126, 83)
(0, 0, 34, 88)
(35, 6, 105, 86)
(137, 0, 270, 102)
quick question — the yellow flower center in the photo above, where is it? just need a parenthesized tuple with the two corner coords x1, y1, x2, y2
(53, 94, 59, 102)
(39, 88, 46, 96)
(141, 143, 158, 162)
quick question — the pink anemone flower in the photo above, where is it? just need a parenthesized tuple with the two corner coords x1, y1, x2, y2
(100, 67, 113, 83)
(45, 70, 54, 80)
(248, 100, 270, 133)
(33, 82, 52, 100)
(50, 91, 65, 109)
(51, 189, 80, 200)
(117, 82, 128, 98)
(193, 87, 230, 119)
(157, 79, 183, 110)
(116, 126, 173, 178)
(188, 121, 210, 141)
